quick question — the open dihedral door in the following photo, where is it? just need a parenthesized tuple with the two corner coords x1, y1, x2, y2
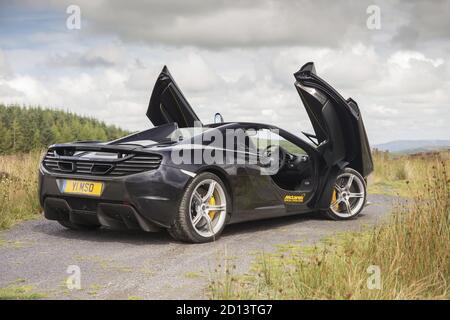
(147, 66, 202, 128)
(294, 62, 373, 209)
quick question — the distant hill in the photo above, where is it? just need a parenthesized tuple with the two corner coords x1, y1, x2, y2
(373, 140, 450, 154)
(0, 104, 129, 154)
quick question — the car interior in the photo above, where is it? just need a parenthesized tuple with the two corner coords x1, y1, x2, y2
(270, 146, 313, 192)
(246, 129, 314, 192)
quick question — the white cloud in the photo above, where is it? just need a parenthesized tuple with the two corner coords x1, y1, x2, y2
(48, 44, 126, 68)
(169, 52, 224, 92)
(0, 50, 12, 78)
(388, 51, 444, 69)
(1, 41, 450, 144)
(1, 1, 450, 144)
(29, 0, 369, 48)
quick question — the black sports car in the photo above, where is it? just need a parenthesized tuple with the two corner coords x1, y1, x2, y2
(38, 62, 373, 243)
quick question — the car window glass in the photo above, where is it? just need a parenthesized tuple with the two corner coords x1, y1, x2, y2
(246, 129, 306, 155)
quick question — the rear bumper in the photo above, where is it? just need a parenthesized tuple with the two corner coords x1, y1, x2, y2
(38, 164, 192, 230)
(43, 197, 163, 231)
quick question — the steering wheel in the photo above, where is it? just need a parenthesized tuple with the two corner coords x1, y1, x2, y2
(260, 145, 287, 170)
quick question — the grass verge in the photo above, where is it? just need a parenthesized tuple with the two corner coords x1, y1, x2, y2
(0, 151, 42, 229)
(0, 285, 47, 300)
(369, 149, 450, 197)
(209, 157, 449, 299)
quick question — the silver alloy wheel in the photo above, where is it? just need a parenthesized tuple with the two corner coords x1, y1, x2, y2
(189, 179, 227, 238)
(330, 172, 365, 218)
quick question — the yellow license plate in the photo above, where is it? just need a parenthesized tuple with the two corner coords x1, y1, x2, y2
(62, 180, 104, 197)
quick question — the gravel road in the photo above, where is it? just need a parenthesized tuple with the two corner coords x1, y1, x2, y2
(0, 194, 395, 299)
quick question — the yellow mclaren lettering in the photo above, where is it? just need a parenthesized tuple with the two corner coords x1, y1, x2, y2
(284, 194, 305, 203)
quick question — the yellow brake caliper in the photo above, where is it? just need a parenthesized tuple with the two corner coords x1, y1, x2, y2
(208, 195, 216, 220)
(331, 189, 338, 210)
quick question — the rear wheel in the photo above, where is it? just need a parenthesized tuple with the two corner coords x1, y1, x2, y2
(58, 220, 100, 231)
(324, 167, 367, 220)
(168, 172, 229, 243)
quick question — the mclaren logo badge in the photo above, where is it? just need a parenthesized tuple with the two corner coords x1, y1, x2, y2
(284, 194, 305, 203)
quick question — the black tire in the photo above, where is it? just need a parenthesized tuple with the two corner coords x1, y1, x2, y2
(58, 220, 100, 231)
(168, 172, 230, 243)
(323, 167, 367, 220)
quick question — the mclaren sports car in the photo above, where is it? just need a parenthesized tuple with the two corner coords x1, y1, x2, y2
(38, 62, 373, 243)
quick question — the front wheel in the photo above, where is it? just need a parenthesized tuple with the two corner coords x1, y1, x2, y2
(168, 172, 229, 243)
(324, 168, 367, 220)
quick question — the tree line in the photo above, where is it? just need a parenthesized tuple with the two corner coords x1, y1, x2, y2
(0, 104, 130, 154)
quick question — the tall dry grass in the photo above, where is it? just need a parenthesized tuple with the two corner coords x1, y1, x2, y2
(0, 151, 43, 229)
(370, 149, 450, 196)
(209, 154, 450, 299)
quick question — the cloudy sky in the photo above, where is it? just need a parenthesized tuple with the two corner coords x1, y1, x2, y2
(1, 0, 449, 144)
